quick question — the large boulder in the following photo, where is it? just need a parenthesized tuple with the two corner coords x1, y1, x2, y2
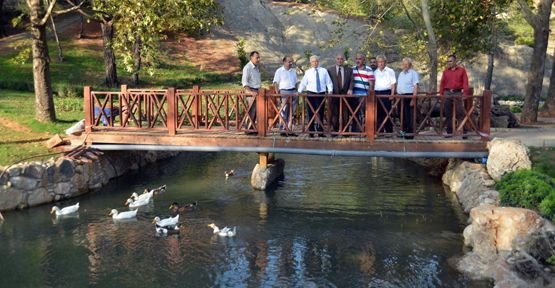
(459, 205, 549, 281)
(487, 138, 532, 181)
(251, 159, 284, 190)
(442, 159, 496, 212)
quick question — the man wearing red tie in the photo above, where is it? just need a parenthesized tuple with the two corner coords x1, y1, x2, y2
(439, 54, 469, 138)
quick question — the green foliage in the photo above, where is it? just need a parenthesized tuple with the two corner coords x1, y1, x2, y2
(496, 169, 555, 220)
(236, 38, 249, 70)
(510, 105, 523, 113)
(530, 148, 555, 179)
(547, 255, 555, 265)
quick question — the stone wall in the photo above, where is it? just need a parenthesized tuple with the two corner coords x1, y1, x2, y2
(0, 151, 177, 211)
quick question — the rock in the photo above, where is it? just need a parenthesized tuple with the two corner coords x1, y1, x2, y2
(9, 176, 39, 190)
(487, 138, 532, 182)
(442, 160, 495, 212)
(0, 188, 24, 210)
(27, 188, 53, 207)
(251, 159, 285, 190)
(23, 163, 45, 179)
(7, 166, 22, 177)
(54, 182, 72, 195)
(478, 190, 500, 207)
(56, 158, 74, 181)
(491, 115, 509, 128)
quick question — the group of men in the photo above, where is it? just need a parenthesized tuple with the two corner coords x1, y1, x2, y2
(241, 51, 469, 138)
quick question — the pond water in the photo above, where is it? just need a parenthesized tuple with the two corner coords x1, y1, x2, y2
(0, 153, 490, 287)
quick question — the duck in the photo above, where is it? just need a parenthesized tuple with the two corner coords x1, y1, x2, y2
(208, 223, 237, 237)
(155, 224, 180, 235)
(152, 214, 179, 228)
(225, 170, 235, 178)
(125, 196, 151, 208)
(169, 201, 197, 213)
(150, 185, 167, 195)
(131, 189, 154, 202)
(51, 202, 80, 216)
(109, 208, 138, 220)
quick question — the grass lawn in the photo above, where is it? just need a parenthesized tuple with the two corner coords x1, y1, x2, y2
(0, 38, 243, 167)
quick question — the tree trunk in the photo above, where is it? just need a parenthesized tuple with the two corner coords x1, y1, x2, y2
(29, 0, 56, 122)
(485, 52, 494, 90)
(541, 45, 555, 116)
(132, 35, 141, 85)
(78, 15, 84, 39)
(421, 0, 438, 92)
(518, 0, 552, 123)
(522, 22, 550, 123)
(101, 21, 117, 87)
(0, 0, 5, 37)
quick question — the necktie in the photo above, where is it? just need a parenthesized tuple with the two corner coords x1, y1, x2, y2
(316, 68, 321, 92)
(338, 66, 342, 90)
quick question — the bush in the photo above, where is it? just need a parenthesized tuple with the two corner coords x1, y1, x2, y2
(496, 169, 555, 221)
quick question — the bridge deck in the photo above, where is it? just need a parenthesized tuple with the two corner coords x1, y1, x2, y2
(74, 128, 487, 158)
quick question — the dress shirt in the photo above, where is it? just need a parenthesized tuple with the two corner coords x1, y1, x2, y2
(374, 66, 396, 91)
(397, 69, 419, 94)
(298, 67, 333, 93)
(272, 66, 297, 90)
(439, 66, 469, 96)
(242, 61, 261, 89)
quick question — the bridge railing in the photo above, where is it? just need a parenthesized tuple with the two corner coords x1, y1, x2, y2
(84, 85, 491, 141)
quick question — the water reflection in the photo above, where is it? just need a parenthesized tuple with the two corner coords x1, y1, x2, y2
(0, 153, 489, 287)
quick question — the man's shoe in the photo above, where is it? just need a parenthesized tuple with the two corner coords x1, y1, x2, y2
(404, 135, 414, 140)
(289, 133, 298, 137)
(318, 134, 326, 138)
(308, 133, 314, 138)
(244, 131, 257, 136)
(280, 132, 288, 137)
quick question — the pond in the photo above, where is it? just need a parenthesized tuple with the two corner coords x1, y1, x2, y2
(0, 153, 490, 287)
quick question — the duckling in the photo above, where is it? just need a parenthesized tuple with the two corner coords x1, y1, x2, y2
(155, 224, 180, 235)
(51, 202, 80, 216)
(208, 223, 237, 237)
(225, 170, 235, 178)
(169, 201, 197, 213)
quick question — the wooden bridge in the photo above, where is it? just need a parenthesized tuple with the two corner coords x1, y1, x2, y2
(74, 85, 492, 158)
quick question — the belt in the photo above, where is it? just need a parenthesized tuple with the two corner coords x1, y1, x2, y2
(248, 87, 259, 91)
(444, 88, 462, 93)
(307, 91, 325, 95)
(280, 88, 296, 91)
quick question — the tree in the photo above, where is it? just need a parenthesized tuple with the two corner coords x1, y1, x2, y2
(516, 0, 552, 123)
(26, 0, 82, 122)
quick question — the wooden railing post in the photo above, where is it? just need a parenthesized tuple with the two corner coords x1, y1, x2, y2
(192, 85, 201, 129)
(120, 84, 132, 127)
(481, 90, 492, 140)
(366, 89, 375, 142)
(84, 86, 93, 133)
(257, 88, 267, 136)
(167, 87, 176, 136)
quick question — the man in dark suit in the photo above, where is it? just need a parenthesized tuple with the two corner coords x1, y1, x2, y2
(327, 53, 353, 135)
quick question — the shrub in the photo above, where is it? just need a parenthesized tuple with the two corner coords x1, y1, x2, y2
(496, 169, 555, 220)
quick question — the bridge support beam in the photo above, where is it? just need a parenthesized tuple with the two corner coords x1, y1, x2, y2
(251, 153, 284, 190)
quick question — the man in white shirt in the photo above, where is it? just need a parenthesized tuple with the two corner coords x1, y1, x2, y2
(396, 57, 419, 139)
(241, 51, 261, 135)
(374, 55, 396, 134)
(273, 56, 298, 136)
(298, 55, 333, 137)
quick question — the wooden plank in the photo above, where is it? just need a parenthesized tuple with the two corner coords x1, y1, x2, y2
(84, 86, 92, 133)
(167, 88, 176, 136)
(259, 153, 268, 167)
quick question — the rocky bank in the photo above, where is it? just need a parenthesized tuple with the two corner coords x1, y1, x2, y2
(441, 138, 555, 287)
(0, 151, 177, 211)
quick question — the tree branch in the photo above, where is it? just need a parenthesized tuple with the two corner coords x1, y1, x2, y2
(399, 0, 425, 41)
(52, 0, 86, 17)
(516, 0, 538, 27)
(38, 0, 58, 26)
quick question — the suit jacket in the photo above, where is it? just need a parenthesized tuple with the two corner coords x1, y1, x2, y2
(327, 65, 354, 94)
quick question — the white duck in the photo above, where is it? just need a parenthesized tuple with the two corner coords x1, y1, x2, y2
(208, 223, 237, 237)
(155, 224, 180, 235)
(152, 214, 179, 228)
(51, 203, 80, 216)
(125, 196, 150, 208)
(131, 189, 154, 202)
(109, 208, 138, 220)
(0, 212, 4, 221)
